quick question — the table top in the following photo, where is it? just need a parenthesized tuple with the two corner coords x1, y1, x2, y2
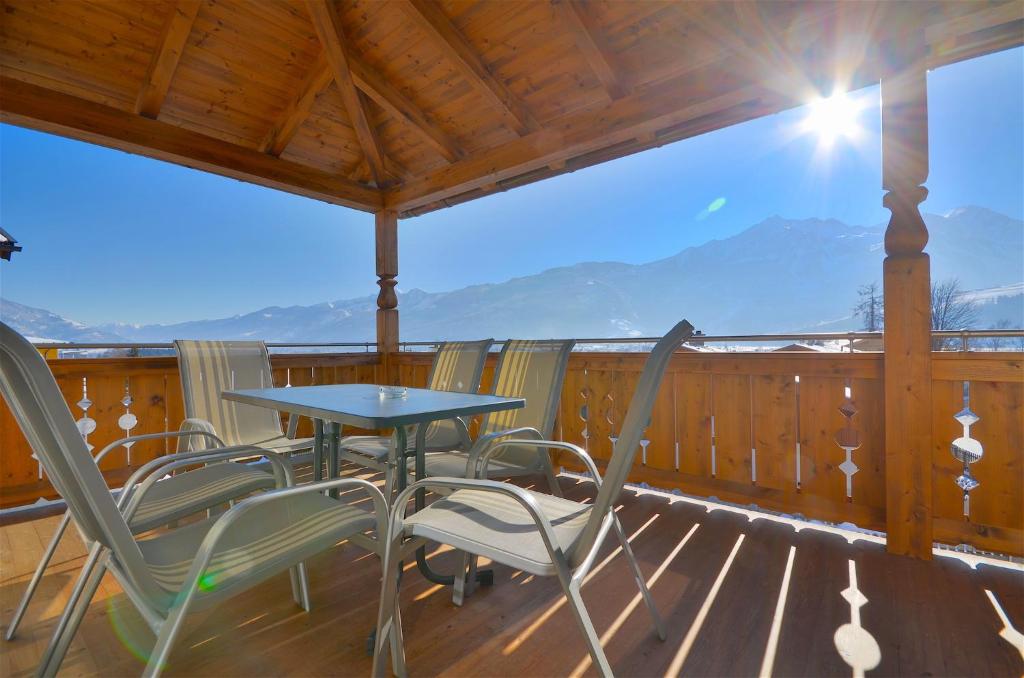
(222, 383, 524, 429)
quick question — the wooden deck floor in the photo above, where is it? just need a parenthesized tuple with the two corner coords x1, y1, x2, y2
(2, 465, 1022, 677)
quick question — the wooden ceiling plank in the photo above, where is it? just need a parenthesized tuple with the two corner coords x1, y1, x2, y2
(398, 0, 539, 135)
(0, 76, 382, 212)
(386, 75, 774, 213)
(306, 0, 388, 186)
(134, 0, 202, 118)
(261, 53, 334, 156)
(553, 0, 626, 100)
(348, 54, 463, 163)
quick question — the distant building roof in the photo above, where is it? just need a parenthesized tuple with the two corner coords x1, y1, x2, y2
(0, 227, 22, 260)
(772, 343, 828, 352)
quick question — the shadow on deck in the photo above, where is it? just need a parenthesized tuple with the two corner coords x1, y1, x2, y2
(1, 463, 1022, 676)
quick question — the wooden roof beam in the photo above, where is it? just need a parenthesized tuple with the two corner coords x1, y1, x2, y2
(306, 0, 388, 186)
(261, 52, 334, 156)
(134, 0, 201, 118)
(348, 55, 464, 163)
(386, 74, 777, 213)
(261, 50, 462, 162)
(398, 0, 539, 136)
(0, 77, 382, 212)
(553, 0, 627, 100)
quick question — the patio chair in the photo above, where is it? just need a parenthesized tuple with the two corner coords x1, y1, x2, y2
(0, 322, 389, 677)
(372, 320, 694, 678)
(174, 339, 314, 456)
(5, 347, 288, 641)
(337, 339, 492, 497)
(413, 339, 575, 496)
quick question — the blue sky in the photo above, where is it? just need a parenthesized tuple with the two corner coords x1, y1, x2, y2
(1, 47, 1020, 326)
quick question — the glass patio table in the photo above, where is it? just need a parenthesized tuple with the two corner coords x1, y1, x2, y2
(221, 383, 524, 586)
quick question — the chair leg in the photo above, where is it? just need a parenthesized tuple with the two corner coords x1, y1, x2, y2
(5, 510, 71, 641)
(37, 543, 106, 678)
(142, 594, 196, 677)
(382, 461, 396, 506)
(612, 514, 666, 641)
(452, 551, 480, 607)
(293, 562, 311, 612)
(373, 543, 406, 678)
(560, 577, 613, 678)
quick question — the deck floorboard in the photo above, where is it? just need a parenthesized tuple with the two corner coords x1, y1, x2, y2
(1, 464, 1021, 677)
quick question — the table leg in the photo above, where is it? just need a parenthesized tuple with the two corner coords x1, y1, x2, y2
(409, 426, 492, 588)
(312, 419, 324, 482)
(327, 422, 341, 499)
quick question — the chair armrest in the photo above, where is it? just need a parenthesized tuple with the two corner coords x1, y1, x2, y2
(118, 446, 293, 520)
(93, 428, 225, 464)
(390, 477, 568, 566)
(161, 478, 388, 615)
(177, 418, 221, 451)
(481, 439, 603, 486)
(463, 426, 543, 477)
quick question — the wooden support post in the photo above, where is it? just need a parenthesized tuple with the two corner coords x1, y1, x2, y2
(375, 209, 400, 384)
(881, 39, 933, 559)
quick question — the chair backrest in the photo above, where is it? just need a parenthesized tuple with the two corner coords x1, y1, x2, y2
(174, 340, 283, 447)
(0, 322, 161, 599)
(420, 339, 493, 447)
(571, 320, 693, 567)
(480, 339, 575, 468)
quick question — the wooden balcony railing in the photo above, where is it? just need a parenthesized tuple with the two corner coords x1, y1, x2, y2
(394, 350, 1023, 556)
(0, 352, 381, 509)
(1, 347, 1020, 556)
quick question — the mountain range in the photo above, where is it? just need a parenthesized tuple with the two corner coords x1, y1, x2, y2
(4, 206, 1021, 343)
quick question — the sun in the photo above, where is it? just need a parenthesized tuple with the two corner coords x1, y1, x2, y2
(801, 90, 863, 146)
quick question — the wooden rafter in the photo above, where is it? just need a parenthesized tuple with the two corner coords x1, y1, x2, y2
(306, 0, 388, 186)
(134, 0, 201, 118)
(261, 50, 462, 163)
(386, 76, 775, 212)
(0, 77, 382, 211)
(348, 55, 464, 163)
(553, 0, 626, 100)
(261, 52, 334, 156)
(398, 0, 539, 136)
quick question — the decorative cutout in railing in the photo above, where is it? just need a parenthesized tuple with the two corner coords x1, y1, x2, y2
(118, 378, 137, 464)
(835, 380, 862, 501)
(951, 381, 983, 517)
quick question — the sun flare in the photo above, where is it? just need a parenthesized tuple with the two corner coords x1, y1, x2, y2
(802, 91, 863, 146)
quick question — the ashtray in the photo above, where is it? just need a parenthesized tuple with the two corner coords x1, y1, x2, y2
(378, 386, 408, 399)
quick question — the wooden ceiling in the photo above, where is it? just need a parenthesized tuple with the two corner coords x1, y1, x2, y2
(1, 1, 1021, 217)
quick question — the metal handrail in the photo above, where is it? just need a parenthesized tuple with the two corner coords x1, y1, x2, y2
(31, 341, 377, 350)
(29, 328, 1024, 353)
(399, 328, 1024, 350)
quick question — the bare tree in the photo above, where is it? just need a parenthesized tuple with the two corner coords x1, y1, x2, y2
(985, 318, 1024, 352)
(853, 282, 884, 331)
(931, 278, 979, 350)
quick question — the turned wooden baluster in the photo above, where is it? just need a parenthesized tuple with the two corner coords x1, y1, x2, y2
(880, 27, 933, 559)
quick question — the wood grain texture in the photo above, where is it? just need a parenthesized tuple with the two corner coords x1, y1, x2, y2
(305, 0, 387, 186)
(1, 467, 1020, 677)
(0, 353, 381, 508)
(390, 350, 1023, 555)
(0, 77, 382, 211)
(134, 0, 201, 118)
(553, 0, 625, 100)
(1, 1, 1019, 212)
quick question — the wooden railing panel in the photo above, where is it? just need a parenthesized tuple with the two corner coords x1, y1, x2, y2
(391, 350, 1022, 556)
(0, 353, 382, 508)
(751, 374, 797, 492)
(675, 371, 712, 478)
(931, 354, 1023, 554)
